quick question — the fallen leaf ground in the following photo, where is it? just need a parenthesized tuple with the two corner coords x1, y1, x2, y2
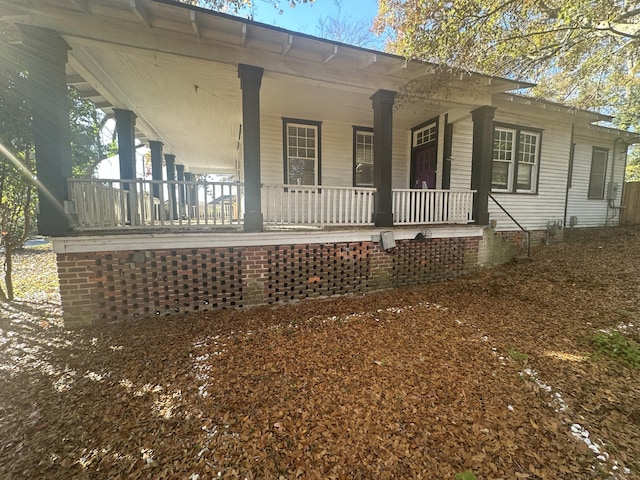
(1, 227, 640, 479)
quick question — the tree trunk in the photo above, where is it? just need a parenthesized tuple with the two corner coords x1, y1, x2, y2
(4, 245, 13, 301)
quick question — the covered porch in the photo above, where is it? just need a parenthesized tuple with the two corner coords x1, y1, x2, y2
(1, 0, 519, 238)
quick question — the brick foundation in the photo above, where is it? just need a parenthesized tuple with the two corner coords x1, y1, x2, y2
(56, 234, 482, 326)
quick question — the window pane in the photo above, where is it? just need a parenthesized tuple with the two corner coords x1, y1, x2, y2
(492, 162, 510, 190)
(588, 150, 607, 199)
(517, 163, 532, 190)
(414, 123, 437, 147)
(355, 163, 374, 186)
(518, 132, 538, 164)
(354, 130, 374, 186)
(289, 157, 315, 185)
(492, 128, 515, 191)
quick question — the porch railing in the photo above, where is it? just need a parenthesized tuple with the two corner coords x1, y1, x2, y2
(263, 184, 376, 227)
(68, 179, 475, 230)
(392, 189, 475, 225)
(68, 178, 244, 229)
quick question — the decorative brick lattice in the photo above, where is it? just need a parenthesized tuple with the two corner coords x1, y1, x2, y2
(391, 238, 470, 286)
(56, 235, 484, 326)
(264, 242, 372, 303)
(90, 248, 243, 322)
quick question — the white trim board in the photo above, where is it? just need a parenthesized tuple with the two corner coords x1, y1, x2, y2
(52, 226, 484, 254)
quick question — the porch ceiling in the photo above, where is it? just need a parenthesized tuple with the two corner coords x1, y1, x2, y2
(0, 0, 531, 175)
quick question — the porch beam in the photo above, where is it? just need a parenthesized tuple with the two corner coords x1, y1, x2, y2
(66, 73, 86, 85)
(360, 53, 377, 69)
(190, 10, 201, 39)
(165, 154, 178, 220)
(322, 45, 338, 64)
(471, 105, 497, 226)
(130, 0, 152, 28)
(282, 34, 293, 56)
(149, 140, 163, 199)
(240, 24, 247, 47)
(371, 89, 396, 227)
(18, 25, 72, 237)
(238, 64, 264, 232)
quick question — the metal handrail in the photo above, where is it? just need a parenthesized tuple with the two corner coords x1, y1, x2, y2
(488, 193, 531, 257)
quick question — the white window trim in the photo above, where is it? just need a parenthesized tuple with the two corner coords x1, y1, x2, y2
(413, 122, 437, 148)
(516, 131, 540, 194)
(284, 120, 320, 186)
(354, 127, 374, 187)
(492, 127, 516, 193)
(588, 148, 608, 200)
(492, 126, 541, 194)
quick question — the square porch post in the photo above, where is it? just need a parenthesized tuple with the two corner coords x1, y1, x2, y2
(238, 64, 264, 233)
(149, 140, 163, 199)
(471, 106, 497, 226)
(114, 109, 137, 225)
(165, 154, 178, 220)
(176, 164, 185, 219)
(19, 25, 72, 236)
(114, 109, 137, 182)
(371, 89, 397, 227)
(184, 172, 196, 218)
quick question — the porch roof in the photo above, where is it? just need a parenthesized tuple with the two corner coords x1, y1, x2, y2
(1, 0, 533, 174)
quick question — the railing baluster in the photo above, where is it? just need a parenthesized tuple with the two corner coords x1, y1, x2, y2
(71, 180, 485, 230)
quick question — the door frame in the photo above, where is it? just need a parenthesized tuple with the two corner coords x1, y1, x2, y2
(410, 116, 439, 189)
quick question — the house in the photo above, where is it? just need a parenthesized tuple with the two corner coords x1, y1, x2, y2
(1, 0, 637, 327)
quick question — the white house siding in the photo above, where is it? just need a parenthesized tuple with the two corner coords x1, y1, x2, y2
(448, 117, 474, 191)
(486, 110, 572, 231)
(260, 113, 284, 185)
(259, 112, 412, 188)
(566, 132, 625, 227)
(392, 128, 411, 189)
(259, 113, 356, 186)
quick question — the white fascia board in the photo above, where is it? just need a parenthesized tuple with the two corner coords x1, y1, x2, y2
(52, 226, 484, 253)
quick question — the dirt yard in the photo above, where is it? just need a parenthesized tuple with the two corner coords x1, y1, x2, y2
(1, 227, 640, 479)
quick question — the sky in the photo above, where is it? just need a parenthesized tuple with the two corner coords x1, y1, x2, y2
(242, 0, 385, 48)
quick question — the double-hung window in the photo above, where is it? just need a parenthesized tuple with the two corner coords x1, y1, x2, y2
(492, 125, 541, 193)
(283, 119, 321, 185)
(588, 148, 608, 199)
(353, 127, 374, 187)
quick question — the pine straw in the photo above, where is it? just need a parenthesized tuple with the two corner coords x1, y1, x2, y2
(1, 228, 640, 479)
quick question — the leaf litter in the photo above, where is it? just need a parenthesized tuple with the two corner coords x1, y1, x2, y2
(1, 228, 640, 478)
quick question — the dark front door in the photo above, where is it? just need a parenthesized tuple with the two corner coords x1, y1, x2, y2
(412, 144, 437, 189)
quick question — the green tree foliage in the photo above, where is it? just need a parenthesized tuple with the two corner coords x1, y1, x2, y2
(375, 1, 640, 120)
(0, 42, 115, 300)
(69, 88, 117, 178)
(0, 60, 36, 301)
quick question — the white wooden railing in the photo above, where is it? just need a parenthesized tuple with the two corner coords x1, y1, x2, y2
(68, 178, 244, 229)
(392, 189, 475, 225)
(262, 184, 376, 226)
(68, 179, 474, 230)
